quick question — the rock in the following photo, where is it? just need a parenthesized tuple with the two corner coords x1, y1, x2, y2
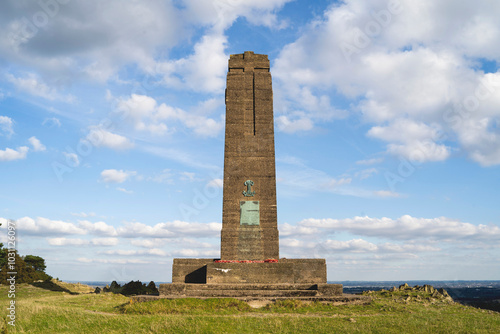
(399, 283, 410, 290)
(438, 288, 450, 297)
(94, 287, 101, 294)
(424, 285, 435, 294)
(390, 286, 397, 292)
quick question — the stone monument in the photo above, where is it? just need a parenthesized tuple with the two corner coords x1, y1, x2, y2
(159, 52, 343, 299)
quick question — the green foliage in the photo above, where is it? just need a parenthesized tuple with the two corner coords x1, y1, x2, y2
(24, 255, 47, 271)
(103, 280, 159, 296)
(0, 250, 52, 284)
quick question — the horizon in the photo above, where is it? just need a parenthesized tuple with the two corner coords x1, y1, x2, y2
(1, 0, 500, 282)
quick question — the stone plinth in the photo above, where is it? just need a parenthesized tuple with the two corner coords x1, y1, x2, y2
(158, 282, 344, 298)
(171, 258, 326, 284)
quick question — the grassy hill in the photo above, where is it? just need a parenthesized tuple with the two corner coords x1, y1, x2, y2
(1, 283, 499, 333)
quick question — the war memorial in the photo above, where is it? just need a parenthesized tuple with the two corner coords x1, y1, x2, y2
(159, 52, 346, 300)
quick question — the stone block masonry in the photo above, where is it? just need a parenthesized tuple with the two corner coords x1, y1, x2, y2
(159, 52, 343, 298)
(221, 51, 279, 261)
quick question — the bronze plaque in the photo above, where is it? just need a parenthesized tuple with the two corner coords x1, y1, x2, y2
(240, 201, 260, 225)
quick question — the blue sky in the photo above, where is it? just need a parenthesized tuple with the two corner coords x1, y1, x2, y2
(1, 0, 499, 282)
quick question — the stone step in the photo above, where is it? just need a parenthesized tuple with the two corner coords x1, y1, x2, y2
(181, 289, 319, 298)
(176, 283, 318, 291)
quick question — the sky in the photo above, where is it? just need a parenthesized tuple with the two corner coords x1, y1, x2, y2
(0, 0, 499, 283)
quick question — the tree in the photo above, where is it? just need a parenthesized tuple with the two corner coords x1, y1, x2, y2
(24, 255, 47, 272)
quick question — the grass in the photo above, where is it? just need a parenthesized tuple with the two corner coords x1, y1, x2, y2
(0, 284, 499, 333)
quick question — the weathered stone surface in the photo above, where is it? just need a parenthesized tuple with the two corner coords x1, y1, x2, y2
(164, 52, 342, 297)
(172, 258, 327, 284)
(159, 282, 344, 298)
(221, 51, 279, 261)
(172, 258, 213, 283)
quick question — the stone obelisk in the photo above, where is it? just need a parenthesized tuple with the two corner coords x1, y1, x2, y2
(220, 51, 279, 261)
(161, 52, 342, 297)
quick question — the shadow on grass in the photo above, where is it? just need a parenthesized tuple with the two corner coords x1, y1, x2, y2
(30, 281, 79, 295)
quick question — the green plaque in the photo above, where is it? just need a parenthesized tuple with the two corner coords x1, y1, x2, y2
(240, 201, 260, 225)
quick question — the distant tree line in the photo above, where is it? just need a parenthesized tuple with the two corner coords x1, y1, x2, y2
(96, 280, 159, 296)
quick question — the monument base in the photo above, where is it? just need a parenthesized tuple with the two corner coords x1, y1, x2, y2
(171, 258, 328, 284)
(162, 258, 343, 298)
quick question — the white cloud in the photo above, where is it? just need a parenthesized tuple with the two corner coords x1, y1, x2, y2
(299, 215, 500, 241)
(0, 146, 28, 161)
(207, 178, 223, 189)
(158, 34, 228, 93)
(171, 248, 219, 258)
(131, 238, 165, 248)
(323, 239, 378, 252)
(117, 187, 133, 194)
(78, 220, 117, 236)
(275, 115, 313, 133)
(76, 258, 150, 264)
(92, 238, 119, 246)
(47, 238, 89, 246)
(117, 220, 221, 238)
(1, 1, 183, 83)
(100, 169, 136, 184)
(86, 127, 134, 150)
(0, 116, 14, 137)
(28, 136, 46, 152)
(273, 0, 500, 165)
(368, 119, 450, 162)
(101, 248, 167, 256)
(12, 216, 86, 235)
(6, 73, 74, 102)
(117, 94, 224, 137)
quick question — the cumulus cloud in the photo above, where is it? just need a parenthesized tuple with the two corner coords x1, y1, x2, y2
(86, 127, 134, 150)
(78, 220, 117, 236)
(100, 169, 136, 184)
(116, 94, 224, 137)
(298, 215, 500, 241)
(0, 0, 183, 83)
(6, 73, 75, 102)
(273, 0, 500, 165)
(28, 136, 46, 152)
(117, 220, 221, 238)
(14, 217, 86, 236)
(0, 146, 28, 161)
